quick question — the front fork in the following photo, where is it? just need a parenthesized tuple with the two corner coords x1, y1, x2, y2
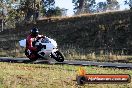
(50, 48, 58, 58)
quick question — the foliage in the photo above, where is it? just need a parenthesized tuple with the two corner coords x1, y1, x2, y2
(106, 0, 120, 10)
(41, 0, 62, 17)
(125, 0, 132, 9)
(72, 0, 120, 15)
(0, 0, 62, 27)
(40, 3, 47, 16)
(96, 2, 107, 12)
(72, 0, 96, 14)
(45, 7, 62, 17)
(18, 0, 62, 19)
(0, 0, 20, 28)
(42, 0, 55, 10)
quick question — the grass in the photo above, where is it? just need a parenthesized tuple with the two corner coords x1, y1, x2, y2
(1, 49, 132, 63)
(38, 10, 129, 20)
(61, 48, 132, 63)
(0, 62, 131, 88)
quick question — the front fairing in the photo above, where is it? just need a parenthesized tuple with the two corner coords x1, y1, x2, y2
(35, 37, 57, 49)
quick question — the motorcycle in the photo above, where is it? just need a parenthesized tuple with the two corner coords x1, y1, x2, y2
(19, 36, 64, 62)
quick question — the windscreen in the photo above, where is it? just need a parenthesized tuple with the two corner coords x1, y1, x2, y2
(41, 38, 51, 43)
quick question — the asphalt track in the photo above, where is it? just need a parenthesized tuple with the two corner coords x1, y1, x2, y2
(0, 57, 132, 69)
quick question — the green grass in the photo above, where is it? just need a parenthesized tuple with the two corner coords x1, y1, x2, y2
(0, 62, 131, 88)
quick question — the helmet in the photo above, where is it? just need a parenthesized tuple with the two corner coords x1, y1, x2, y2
(31, 27, 39, 36)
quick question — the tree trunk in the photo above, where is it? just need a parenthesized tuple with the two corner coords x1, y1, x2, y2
(78, 0, 84, 14)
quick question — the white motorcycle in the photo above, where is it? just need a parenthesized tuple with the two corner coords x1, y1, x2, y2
(19, 36, 64, 62)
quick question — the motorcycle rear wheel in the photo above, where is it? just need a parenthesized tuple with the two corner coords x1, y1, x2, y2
(28, 55, 38, 61)
(25, 50, 38, 61)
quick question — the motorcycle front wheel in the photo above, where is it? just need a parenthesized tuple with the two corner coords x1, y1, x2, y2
(51, 51, 64, 62)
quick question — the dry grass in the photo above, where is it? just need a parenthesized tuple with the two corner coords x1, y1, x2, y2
(1, 48, 132, 63)
(60, 48, 132, 62)
(38, 10, 129, 21)
(0, 62, 131, 88)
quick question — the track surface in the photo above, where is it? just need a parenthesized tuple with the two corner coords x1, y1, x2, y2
(0, 57, 132, 69)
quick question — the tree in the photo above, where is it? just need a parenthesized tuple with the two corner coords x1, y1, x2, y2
(54, 7, 62, 16)
(125, 0, 132, 9)
(18, 0, 56, 21)
(45, 6, 62, 17)
(41, 0, 63, 17)
(41, 0, 56, 17)
(96, 2, 107, 12)
(72, 0, 96, 15)
(0, 0, 8, 17)
(42, 0, 55, 10)
(0, 0, 19, 28)
(19, 0, 39, 21)
(106, 0, 120, 10)
(72, 0, 84, 14)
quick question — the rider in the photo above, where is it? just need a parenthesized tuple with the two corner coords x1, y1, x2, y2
(25, 27, 44, 59)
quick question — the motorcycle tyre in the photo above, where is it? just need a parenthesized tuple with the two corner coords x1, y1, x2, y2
(51, 51, 64, 62)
